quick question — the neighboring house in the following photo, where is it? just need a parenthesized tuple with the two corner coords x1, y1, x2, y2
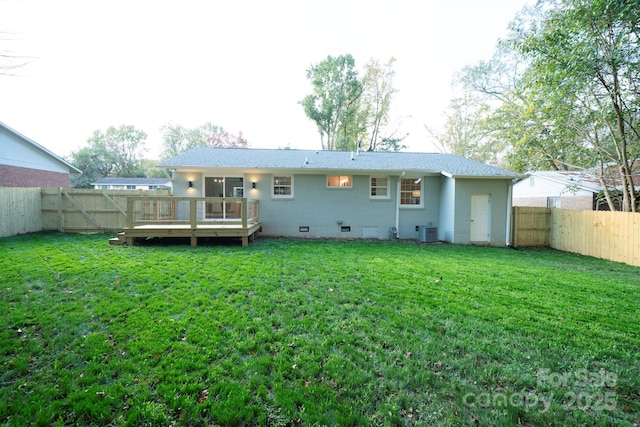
(512, 171, 601, 210)
(0, 121, 81, 187)
(92, 177, 172, 191)
(158, 147, 521, 245)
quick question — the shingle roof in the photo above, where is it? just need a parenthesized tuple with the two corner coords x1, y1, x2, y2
(92, 178, 171, 185)
(158, 147, 520, 178)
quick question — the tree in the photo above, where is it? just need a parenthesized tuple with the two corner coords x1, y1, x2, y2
(69, 125, 147, 188)
(1, 32, 30, 76)
(454, 0, 639, 211)
(301, 55, 406, 152)
(198, 123, 248, 149)
(160, 122, 248, 159)
(142, 159, 167, 179)
(300, 55, 363, 151)
(506, 0, 640, 211)
(454, 21, 594, 171)
(360, 57, 404, 152)
(68, 145, 114, 188)
(425, 93, 500, 164)
(373, 134, 408, 153)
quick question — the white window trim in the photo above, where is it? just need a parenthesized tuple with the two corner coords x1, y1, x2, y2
(326, 175, 352, 188)
(399, 178, 424, 208)
(369, 176, 390, 200)
(272, 175, 294, 199)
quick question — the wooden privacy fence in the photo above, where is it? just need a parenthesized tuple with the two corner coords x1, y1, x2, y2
(513, 206, 640, 267)
(550, 209, 640, 267)
(512, 207, 551, 247)
(41, 188, 171, 232)
(0, 187, 42, 238)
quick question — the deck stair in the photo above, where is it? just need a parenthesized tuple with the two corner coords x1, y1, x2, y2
(108, 232, 127, 246)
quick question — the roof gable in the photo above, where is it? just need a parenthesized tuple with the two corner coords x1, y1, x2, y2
(158, 147, 520, 178)
(0, 121, 82, 174)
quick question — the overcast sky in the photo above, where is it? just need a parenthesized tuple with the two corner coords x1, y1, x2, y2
(1, 0, 530, 159)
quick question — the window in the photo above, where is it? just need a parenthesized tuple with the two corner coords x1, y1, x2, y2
(327, 176, 352, 188)
(370, 177, 389, 199)
(126, 185, 136, 190)
(400, 178, 422, 206)
(273, 176, 293, 197)
(547, 197, 561, 208)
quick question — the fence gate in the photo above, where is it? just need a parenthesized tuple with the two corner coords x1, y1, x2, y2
(512, 207, 551, 247)
(40, 188, 171, 232)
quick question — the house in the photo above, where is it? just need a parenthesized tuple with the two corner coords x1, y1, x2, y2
(92, 177, 172, 191)
(513, 171, 601, 210)
(157, 147, 521, 246)
(0, 121, 81, 187)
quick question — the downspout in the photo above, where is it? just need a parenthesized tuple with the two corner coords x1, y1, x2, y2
(395, 172, 405, 238)
(506, 179, 513, 246)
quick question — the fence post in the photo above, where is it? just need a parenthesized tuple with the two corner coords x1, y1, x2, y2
(57, 187, 63, 232)
(126, 198, 134, 228)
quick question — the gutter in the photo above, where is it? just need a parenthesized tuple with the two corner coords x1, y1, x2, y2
(441, 171, 525, 180)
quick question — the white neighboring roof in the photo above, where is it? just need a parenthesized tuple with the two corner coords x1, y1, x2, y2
(92, 178, 172, 187)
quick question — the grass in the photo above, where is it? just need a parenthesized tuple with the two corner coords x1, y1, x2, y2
(0, 232, 639, 426)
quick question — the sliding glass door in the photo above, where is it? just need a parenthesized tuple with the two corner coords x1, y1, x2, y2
(204, 177, 244, 220)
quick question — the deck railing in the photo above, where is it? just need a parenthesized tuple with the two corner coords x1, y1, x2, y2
(126, 197, 259, 228)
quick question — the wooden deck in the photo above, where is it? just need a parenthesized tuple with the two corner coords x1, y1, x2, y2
(111, 197, 261, 247)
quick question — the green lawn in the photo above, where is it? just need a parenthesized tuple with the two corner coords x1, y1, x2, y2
(1, 233, 639, 426)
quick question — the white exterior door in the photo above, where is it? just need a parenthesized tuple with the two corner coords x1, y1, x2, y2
(470, 194, 490, 243)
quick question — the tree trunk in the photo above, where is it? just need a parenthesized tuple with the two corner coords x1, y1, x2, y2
(597, 176, 617, 211)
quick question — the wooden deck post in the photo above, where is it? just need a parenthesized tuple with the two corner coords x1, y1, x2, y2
(190, 199, 198, 247)
(190, 199, 197, 228)
(242, 198, 247, 228)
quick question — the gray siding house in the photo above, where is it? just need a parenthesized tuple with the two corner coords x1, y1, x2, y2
(158, 147, 521, 246)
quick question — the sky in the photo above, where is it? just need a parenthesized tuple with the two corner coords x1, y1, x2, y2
(0, 0, 531, 160)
